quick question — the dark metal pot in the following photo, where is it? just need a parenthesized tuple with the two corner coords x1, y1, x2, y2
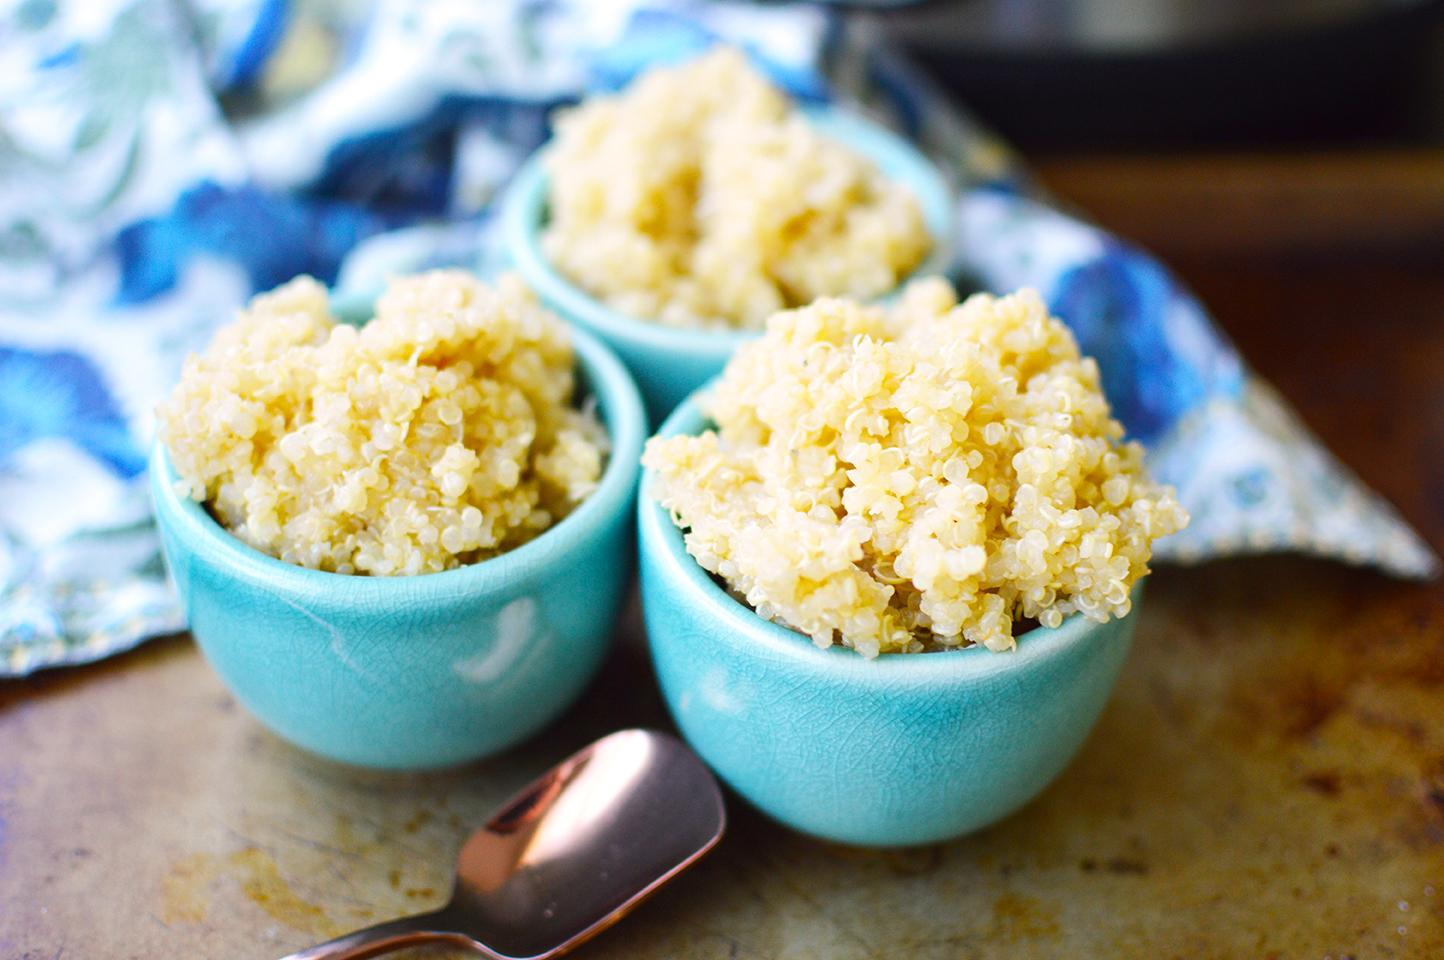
(875, 0, 1444, 151)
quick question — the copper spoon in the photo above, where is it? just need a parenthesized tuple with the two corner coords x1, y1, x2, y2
(277, 729, 726, 960)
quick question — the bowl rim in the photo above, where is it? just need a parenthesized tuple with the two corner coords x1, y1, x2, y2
(639, 391, 1137, 684)
(151, 317, 646, 600)
(499, 102, 958, 361)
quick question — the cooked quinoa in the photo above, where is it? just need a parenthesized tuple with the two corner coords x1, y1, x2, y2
(642, 279, 1188, 657)
(541, 46, 933, 331)
(156, 270, 608, 576)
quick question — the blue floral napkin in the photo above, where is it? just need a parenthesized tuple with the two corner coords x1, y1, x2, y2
(1, 0, 1435, 675)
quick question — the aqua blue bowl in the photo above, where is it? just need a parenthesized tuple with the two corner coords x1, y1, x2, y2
(638, 395, 1140, 847)
(151, 323, 646, 770)
(499, 105, 956, 426)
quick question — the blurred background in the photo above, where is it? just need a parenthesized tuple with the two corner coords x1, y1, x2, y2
(871, 0, 1444, 264)
(878, 0, 1444, 153)
(237, 0, 1444, 259)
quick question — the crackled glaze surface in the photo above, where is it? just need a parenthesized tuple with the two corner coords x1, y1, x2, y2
(638, 397, 1138, 846)
(147, 324, 645, 769)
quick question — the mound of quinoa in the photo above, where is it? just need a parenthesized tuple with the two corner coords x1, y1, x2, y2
(156, 270, 607, 576)
(542, 46, 933, 331)
(642, 278, 1188, 657)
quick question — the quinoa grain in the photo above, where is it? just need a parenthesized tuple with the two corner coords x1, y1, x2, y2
(642, 279, 1188, 657)
(542, 46, 933, 331)
(157, 270, 607, 575)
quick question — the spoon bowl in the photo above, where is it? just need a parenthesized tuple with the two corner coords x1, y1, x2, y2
(279, 729, 726, 959)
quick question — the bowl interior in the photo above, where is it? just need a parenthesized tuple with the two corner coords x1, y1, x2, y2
(152, 315, 646, 604)
(499, 103, 958, 363)
(640, 391, 1108, 678)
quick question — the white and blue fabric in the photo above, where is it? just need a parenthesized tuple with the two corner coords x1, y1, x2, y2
(1, 0, 1436, 675)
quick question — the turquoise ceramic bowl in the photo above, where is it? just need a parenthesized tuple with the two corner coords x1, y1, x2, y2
(638, 396, 1140, 847)
(151, 324, 646, 770)
(499, 105, 956, 425)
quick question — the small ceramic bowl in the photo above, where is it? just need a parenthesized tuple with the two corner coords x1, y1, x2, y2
(499, 105, 956, 425)
(638, 396, 1140, 847)
(150, 323, 646, 771)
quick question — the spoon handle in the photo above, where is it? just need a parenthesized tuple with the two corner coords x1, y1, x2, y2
(274, 910, 491, 960)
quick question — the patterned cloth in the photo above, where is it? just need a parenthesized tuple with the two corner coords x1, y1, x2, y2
(1, 0, 1436, 675)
